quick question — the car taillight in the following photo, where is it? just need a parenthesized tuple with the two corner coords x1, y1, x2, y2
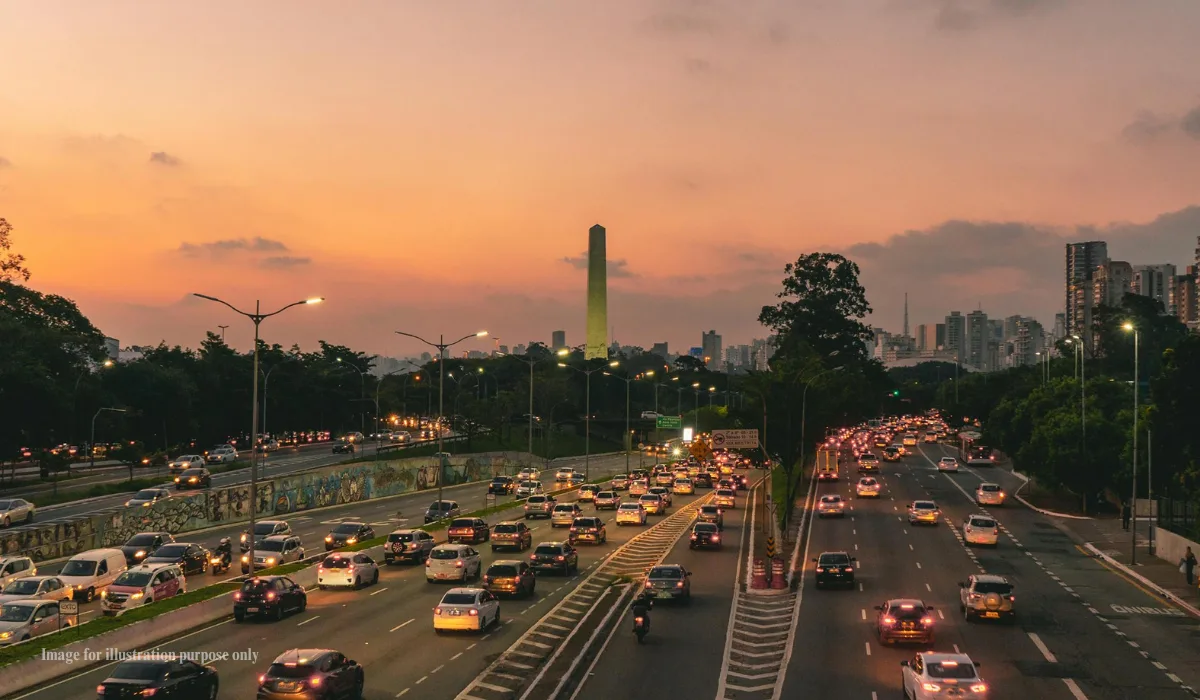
(484, 576, 491, 584)
(712, 536, 719, 542)
(258, 674, 266, 684)
(645, 580, 653, 588)
(922, 684, 940, 691)
(455, 560, 464, 568)
(468, 608, 478, 616)
(676, 581, 684, 588)
(233, 592, 241, 601)
(425, 559, 432, 566)
(843, 567, 852, 572)
(570, 527, 577, 532)
(882, 617, 895, 625)
(921, 617, 933, 625)
(691, 534, 697, 540)
(815, 567, 825, 573)
(993, 529, 999, 535)
(634, 616, 644, 624)
(556, 555, 565, 561)
(266, 592, 276, 600)
(970, 684, 987, 692)
(1008, 595, 1015, 601)
(434, 607, 442, 615)
(530, 554, 537, 560)
(309, 676, 322, 687)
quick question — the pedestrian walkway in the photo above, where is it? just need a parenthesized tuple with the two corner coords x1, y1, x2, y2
(1056, 514, 1199, 614)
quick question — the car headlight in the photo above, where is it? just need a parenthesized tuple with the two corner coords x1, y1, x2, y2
(266, 558, 276, 564)
(135, 551, 146, 558)
(130, 592, 143, 599)
(347, 538, 357, 545)
(242, 555, 249, 562)
(0, 631, 11, 639)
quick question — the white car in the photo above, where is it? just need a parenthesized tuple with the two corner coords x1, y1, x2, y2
(515, 480, 543, 498)
(672, 478, 694, 495)
(937, 457, 959, 472)
(433, 587, 500, 633)
(554, 468, 575, 481)
(517, 468, 540, 481)
(0, 600, 68, 646)
(168, 454, 206, 474)
(817, 495, 846, 518)
(317, 552, 380, 589)
(641, 411, 662, 419)
(901, 652, 989, 699)
(205, 447, 237, 465)
(975, 483, 1005, 506)
(0, 499, 34, 528)
(426, 544, 482, 583)
(856, 477, 881, 498)
(615, 503, 647, 526)
(963, 515, 999, 547)
(648, 486, 673, 508)
(0, 576, 70, 604)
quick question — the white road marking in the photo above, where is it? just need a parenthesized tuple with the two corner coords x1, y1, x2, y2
(953, 644, 961, 653)
(1028, 633, 1058, 663)
(416, 676, 427, 685)
(925, 583, 931, 592)
(451, 652, 463, 660)
(909, 544, 914, 551)
(467, 643, 477, 650)
(861, 609, 866, 620)
(432, 665, 444, 674)
(915, 562, 921, 569)
(297, 615, 319, 626)
(865, 642, 872, 656)
(937, 609, 944, 619)
(371, 587, 388, 595)
(396, 689, 410, 697)
(1063, 679, 1089, 699)
(390, 618, 414, 632)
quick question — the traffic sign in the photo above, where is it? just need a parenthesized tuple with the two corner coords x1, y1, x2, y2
(711, 429, 758, 449)
(656, 415, 682, 429)
(766, 537, 776, 558)
(60, 600, 79, 615)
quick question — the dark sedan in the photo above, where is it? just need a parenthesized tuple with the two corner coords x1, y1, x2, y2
(324, 522, 375, 551)
(813, 551, 856, 589)
(488, 476, 515, 495)
(875, 598, 935, 645)
(144, 542, 210, 576)
(689, 523, 721, 549)
(233, 575, 307, 622)
(257, 649, 364, 700)
(96, 658, 219, 699)
(173, 467, 211, 490)
(118, 532, 174, 566)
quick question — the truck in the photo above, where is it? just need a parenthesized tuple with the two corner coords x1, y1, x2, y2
(816, 448, 839, 482)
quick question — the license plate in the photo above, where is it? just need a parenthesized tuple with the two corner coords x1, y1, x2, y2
(984, 612, 1000, 618)
(450, 610, 461, 615)
(437, 573, 449, 579)
(246, 607, 259, 613)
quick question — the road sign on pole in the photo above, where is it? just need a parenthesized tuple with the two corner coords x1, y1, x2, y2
(711, 429, 759, 449)
(766, 537, 776, 558)
(656, 415, 682, 429)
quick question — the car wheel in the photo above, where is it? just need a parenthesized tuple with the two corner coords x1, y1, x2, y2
(208, 680, 219, 700)
(84, 587, 95, 603)
(2, 516, 9, 527)
(274, 605, 284, 621)
(372, 570, 379, 585)
(299, 596, 307, 612)
(353, 577, 361, 589)
(234, 609, 245, 622)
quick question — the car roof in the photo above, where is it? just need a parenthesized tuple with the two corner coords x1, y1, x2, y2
(495, 520, 522, 526)
(444, 587, 484, 596)
(536, 540, 568, 547)
(262, 534, 294, 542)
(127, 561, 180, 572)
(819, 551, 851, 558)
(258, 520, 286, 526)
(886, 598, 927, 607)
(271, 649, 334, 665)
(693, 522, 718, 528)
(913, 500, 936, 506)
(618, 502, 641, 508)
(433, 543, 470, 551)
(334, 521, 367, 526)
(651, 564, 685, 572)
(821, 494, 842, 500)
(973, 573, 1008, 583)
(390, 528, 419, 535)
(489, 559, 524, 567)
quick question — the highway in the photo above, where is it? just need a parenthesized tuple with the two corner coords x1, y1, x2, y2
(12, 459, 717, 700)
(27, 453, 628, 626)
(779, 441, 1199, 699)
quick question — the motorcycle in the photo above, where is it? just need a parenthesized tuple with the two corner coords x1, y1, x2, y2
(633, 614, 649, 643)
(210, 538, 233, 575)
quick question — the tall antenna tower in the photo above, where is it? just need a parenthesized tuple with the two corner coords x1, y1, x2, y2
(903, 293, 909, 338)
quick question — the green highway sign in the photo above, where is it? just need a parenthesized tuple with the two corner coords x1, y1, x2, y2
(656, 415, 682, 429)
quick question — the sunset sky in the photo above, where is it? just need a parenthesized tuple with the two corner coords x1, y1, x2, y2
(2, 0, 1199, 357)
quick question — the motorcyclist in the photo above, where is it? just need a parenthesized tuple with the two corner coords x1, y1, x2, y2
(213, 537, 232, 570)
(631, 591, 654, 631)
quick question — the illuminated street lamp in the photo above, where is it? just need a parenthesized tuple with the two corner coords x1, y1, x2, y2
(1123, 321, 1140, 564)
(559, 358, 618, 480)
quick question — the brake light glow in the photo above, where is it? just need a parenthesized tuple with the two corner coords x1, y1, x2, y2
(900, 604, 914, 609)
(634, 616, 644, 624)
(645, 580, 653, 588)
(921, 617, 933, 625)
(233, 592, 241, 601)
(258, 675, 266, 684)
(676, 581, 684, 588)
(922, 683, 940, 691)
(530, 554, 537, 559)
(882, 617, 896, 625)
(455, 560, 464, 568)
(844, 567, 852, 572)
(266, 592, 276, 600)
(426, 559, 432, 566)
(309, 676, 322, 687)
(1008, 595, 1015, 601)
(556, 555, 565, 561)
(815, 567, 825, 573)
(468, 608, 478, 616)
(970, 684, 987, 692)
(434, 607, 442, 615)
(712, 535, 719, 542)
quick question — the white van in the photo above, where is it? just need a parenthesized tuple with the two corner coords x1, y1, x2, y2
(58, 549, 128, 602)
(0, 556, 37, 587)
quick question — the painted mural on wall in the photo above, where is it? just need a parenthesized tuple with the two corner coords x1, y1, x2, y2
(100, 496, 209, 548)
(0, 518, 100, 562)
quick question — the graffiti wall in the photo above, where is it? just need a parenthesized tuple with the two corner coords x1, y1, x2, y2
(0, 452, 533, 561)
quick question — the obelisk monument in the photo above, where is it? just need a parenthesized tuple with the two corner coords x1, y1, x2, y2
(585, 224, 608, 360)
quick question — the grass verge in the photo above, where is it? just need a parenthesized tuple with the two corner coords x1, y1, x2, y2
(0, 582, 240, 667)
(771, 462, 807, 531)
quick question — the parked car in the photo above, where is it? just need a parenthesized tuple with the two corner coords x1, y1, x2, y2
(385, 529, 435, 564)
(233, 575, 307, 622)
(0, 499, 35, 528)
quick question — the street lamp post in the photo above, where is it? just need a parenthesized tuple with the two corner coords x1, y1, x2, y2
(707, 386, 716, 407)
(373, 369, 405, 456)
(193, 293, 323, 576)
(335, 358, 369, 436)
(603, 366, 644, 474)
(395, 330, 488, 511)
(72, 360, 114, 447)
(515, 353, 546, 459)
(558, 355, 618, 481)
(90, 407, 127, 468)
(1123, 322, 1139, 565)
(799, 366, 845, 485)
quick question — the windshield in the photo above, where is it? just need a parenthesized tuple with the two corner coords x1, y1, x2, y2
(596, 492, 615, 499)
(2, 580, 39, 594)
(534, 545, 562, 555)
(618, 504, 640, 510)
(819, 554, 851, 566)
(521, 481, 539, 488)
(914, 502, 936, 510)
(450, 520, 476, 528)
(333, 524, 361, 534)
(974, 581, 1013, 595)
(553, 505, 574, 512)
(927, 662, 977, 679)
(113, 571, 154, 587)
(701, 506, 718, 514)
(110, 661, 166, 680)
(132, 490, 161, 500)
(430, 548, 462, 560)
(527, 496, 547, 503)
(268, 663, 316, 679)
(253, 523, 278, 535)
(151, 545, 188, 558)
(488, 565, 518, 576)
(649, 567, 682, 579)
(717, 490, 734, 496)
(259, 540, 286, 552)
(575, 519, 599, 527)
(322, 558, 350, 568)
(240, 580, 270, 594)
(639, 495, 658, 502)
(494, 524, 519, 533)
(0, 605, 34, 622)
(441, 593, 478, 605)
(429, 502, 453, 511)
(694, 524, 717, 533)
(860, 479, 876, 485)
(889, 605, 926, 620)
(821, 496, 841, 503)
(60, 560, 98, 577)
(181, 469, 203, 477)
(491, 478, 509, 483)
(981, 484, 1001, 492)
(388, 533, 414, 542)
(970, 518, 996, 528)
(126, 534, 159, 546)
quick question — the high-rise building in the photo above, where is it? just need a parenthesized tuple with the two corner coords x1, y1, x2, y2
(104, 337, 119, 360)
(585, 224, 608, 360)
(1094, 260, 1133, 307)
(1133, 264, 1176, 312)
(1173, 267, 1199, 327)
(1066, 241, 1108, 338)
(944, 312, 965, 362)
(650, 342, 669, 359)
(1012, 317, 1045, 367)
(965, 310, 989, 370)
(513, 344, 527, 356)
(1053, 313, 1067, 340)
(1002, 315, 1022, 343)
(915, 324, 932, 351)
(701, 330, 722, 370)
(935, 323, 946, 350)
(551, 330, 566, 350)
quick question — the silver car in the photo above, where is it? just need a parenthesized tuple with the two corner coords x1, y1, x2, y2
(550, 503, 583, 528)
(168, 454, 206, 475)
(0, 600, 67, 646)
(426, 544, 482, 583)
(125, 488, 171, 508)
(975, 483, 1006, 506)
(205, 447, 236, 464)
(241, 535, 305, 574)
(0, 499, 34, 528)
(515, 480, 543, 498)
(0, 576, 70, 604)
(524, 495, 556, 519)
(316, 552, 379, 589)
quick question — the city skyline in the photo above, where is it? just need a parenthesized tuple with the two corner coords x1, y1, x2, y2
(3, 2, 1200, 356)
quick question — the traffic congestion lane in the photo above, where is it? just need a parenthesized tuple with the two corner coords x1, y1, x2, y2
(917, 443, 1200, 696)
(13, 488, 714, 700)
(31, 455, 630, 621)
(569, 484, 751, 700)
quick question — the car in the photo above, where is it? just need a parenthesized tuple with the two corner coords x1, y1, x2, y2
(714, 489, 736, 508)
(902, 433, 918, 447)
(434, 587, 501, 633)
(644, 564, 691, 601)
(648, 486, 673, 508)
(99, 657, 220, 697)
(517, 467, 541, 481)
(143, 542, 210, 575)
(488, 476, 516, 495)
(0, 576, 69, 604)
(959, 573, 1015, 622)
(491, 521, 532, 551)
(0, 600, 68, 646)
(654, 471, 675, 487)
(594, 491, 621, 510)
(817, 495, 846, 518)
(876, 598, 935, 645)
(173, 467, 211, 489)
(385, 528, 436, 564)
(732, 473, 750, 490)
(717, 478, 736, 491)
(577, 484, 601, 502)
(813, 551, 856, 589)
(641, 411, 661, 419)
(119, 532, 174, 566)
(616, 502, 648, 526)
(424, 500, 461, 523)
(317, 552, 379, 589)
(908, 500, 941, 525)
(900, 652, 988, 699)
(856, 477, 881, 498)
(240, 520, 292, 552)
(203, 445, 237, 464)
(963, 515, 1000, 547)
(881, 447, 901, 463)
(554, 468, 575, 481)
(241, 535, 305, 574)
(629, 478, 650, 496)
(515, 480, 544, 498)
(125, 488, 171, 508)
(859, 453, 882, 469)
(924, 431, 938, 443)
(426, 544, 482, 582)
(483, 560, 536, 598)
(325, 522, 375, 551)
(696, 504, 724, 529)
(672, 478, 694, 495)
(689, 522, 721, 549)
(332, 442, 356, 454)
(692, 472, 713, 488)
(975, 482, 1006, 506)
(257, 648, 363, 699)
(448, 518, 491, 544)
(524, 494, 557, 519)
(530, 541, 578, 574)
(390, 431, 412, 443)
(0, 498, 34, 529)
(937, 457, 959, 472)
(99, 563, 186, 615)
(569, 516, 607, 545)
(550, 503, 583, 527)
(610, 475, 629, 490)
(638, 494, 665, 515)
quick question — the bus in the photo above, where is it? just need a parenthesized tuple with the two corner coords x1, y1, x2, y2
(958, 434, 995, 467)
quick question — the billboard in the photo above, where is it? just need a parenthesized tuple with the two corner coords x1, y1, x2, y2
(711, 429, 759, 449)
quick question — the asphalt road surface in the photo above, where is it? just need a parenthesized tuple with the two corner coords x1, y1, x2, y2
(28, 453, 629, 627)
(12, 458, 715, 700)
(780, 442, 1199, 700)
